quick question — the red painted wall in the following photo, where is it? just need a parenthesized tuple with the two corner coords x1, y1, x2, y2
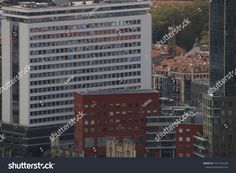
(176, 124, 203, 157)
(74, 91, 160, 157)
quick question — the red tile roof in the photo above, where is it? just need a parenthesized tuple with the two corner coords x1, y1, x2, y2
(154, 54, 209, 74)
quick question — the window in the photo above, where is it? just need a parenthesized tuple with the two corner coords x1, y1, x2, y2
(85, 137, 94, 147)
(84, 128, 88, 133)
(179, 137, 183, 141)
(97, 137, 106, 147)
(84, 120, 88, 125)
(91, 120, 95, 125)
(186, 128, 190, 132)
(178, 128, 183, 133)
(186, 137, 190, 142)
(109, 119, 113, 125)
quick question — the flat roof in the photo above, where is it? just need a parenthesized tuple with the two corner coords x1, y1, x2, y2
(77, 89, 158, 96)
(2, 0, 149, 12)
(192, 79, 209, 86)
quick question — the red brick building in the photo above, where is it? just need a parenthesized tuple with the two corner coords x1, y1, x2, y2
(74, 89, 159, 157)
(176, 124, 203, 157)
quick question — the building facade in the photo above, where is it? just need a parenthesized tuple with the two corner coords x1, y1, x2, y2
(153, 54, 209, 104)
(191, 79, 209, 109)
(106, 137, 136, 158)
(176, 124, 203, 157)
(74, 89, 159, 157)
(1, 0, 152, 156)
(199, 0, 236, 157)
(146, 103, 197, 158)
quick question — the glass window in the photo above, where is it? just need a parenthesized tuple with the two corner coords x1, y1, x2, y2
(178, 128, 183, 133)
(186, 137, 190, 142)
(186, 154, 191, 157)
(97, 137, 106, 147)
(85, 137, 94, 148)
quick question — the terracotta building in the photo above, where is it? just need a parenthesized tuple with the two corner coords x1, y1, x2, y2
(153, 53, 209, 103)
(152, 44, 186, 65)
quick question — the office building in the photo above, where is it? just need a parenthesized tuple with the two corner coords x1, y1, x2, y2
(146, 104, 196, 158)
(0, 0, 152, 156)
(199, 0, 236, 157)
(74, 89, 159, 157)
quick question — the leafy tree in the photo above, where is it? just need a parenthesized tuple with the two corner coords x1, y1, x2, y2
(151, 0, 209, 50)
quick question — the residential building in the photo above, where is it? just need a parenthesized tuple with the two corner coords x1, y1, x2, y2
(49, 136, 84, 158)
(152, 44, 186, 66)
(106, 136, 136, 158)
(176, 124, 203, 157)
(191, 79, 209, 110)
(153, 53, 209, 103)
(146, 102, 196, 158)
(193, 131, 208, 158)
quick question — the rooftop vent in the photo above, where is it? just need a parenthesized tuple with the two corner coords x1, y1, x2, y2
(53, 0, 70, 7)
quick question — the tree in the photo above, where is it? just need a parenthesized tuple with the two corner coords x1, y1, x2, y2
(151, 0, 209, 50)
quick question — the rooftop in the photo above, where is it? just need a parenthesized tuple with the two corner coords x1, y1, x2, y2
(152, 44, 186, 58)
(192, 79, 209, 86)
(77, 89, 158, 96)
(2, 0, 149, 10)
(154, 54, 209, 74)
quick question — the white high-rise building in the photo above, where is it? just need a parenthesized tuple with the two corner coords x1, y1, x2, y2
(1, 0, 151, 156)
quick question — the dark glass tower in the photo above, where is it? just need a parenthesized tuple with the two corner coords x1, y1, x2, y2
(209, 0, 236, 96)
(198, 0, 236, 157)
